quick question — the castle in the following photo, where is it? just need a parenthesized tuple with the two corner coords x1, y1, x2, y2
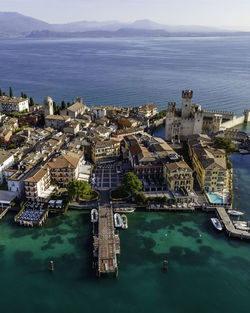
(165, 89, 250, 142)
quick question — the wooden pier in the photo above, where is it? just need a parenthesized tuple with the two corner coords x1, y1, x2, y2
(216, 207, 250, 240)
(0, 208, 9, 220)
(94, 206, 120, 277)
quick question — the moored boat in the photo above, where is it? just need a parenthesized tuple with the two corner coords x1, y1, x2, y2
(113, 207, 135, 213)
(121, 214, 128, 229)
(91, 209, 98, 223)
(228, 210, 244, 216)
(114, 213, 122, 228)
(211, 218, 223, 231)
(234, 224, 250, 231)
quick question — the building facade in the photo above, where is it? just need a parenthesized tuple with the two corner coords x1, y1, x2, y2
(24, 168, 52, 202)
(164, 161, 194, 192)
(46, 152, 83, 187)
(92, 140, 121, 164)
(0, 96, 29, 113)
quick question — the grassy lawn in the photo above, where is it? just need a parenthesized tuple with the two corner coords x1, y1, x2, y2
(111, 188, 129, 199)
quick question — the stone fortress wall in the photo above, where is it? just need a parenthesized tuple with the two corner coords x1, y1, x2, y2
(220, 109, 250, 130)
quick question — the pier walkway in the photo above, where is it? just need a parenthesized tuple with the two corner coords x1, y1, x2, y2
(94, 206, 120, 277)
(216, 207, 250, 240)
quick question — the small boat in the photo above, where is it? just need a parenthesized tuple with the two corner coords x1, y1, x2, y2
(234, 224, 250, 231)
(211, 218, 223, 231)
(239, 149, 249, 155)
(233, 221, 247, 227)
(113, 207, 135, 213)
(121, 214, 128, 229)
(114, 213, 122, 228)
(228, 210, 244, 216)
(91, 209, 98, 223)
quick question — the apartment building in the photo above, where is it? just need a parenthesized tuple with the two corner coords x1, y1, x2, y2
(92, 140, 120, 164)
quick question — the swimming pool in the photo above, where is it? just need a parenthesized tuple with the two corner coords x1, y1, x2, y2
(206, 192, 224, 204)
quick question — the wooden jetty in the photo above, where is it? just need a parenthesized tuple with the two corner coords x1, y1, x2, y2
(0, 208, 9, 220)
(93, 206, 120, 277)
(216, 207, 250, 240)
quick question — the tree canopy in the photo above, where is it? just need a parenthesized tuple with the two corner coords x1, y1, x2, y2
(9, 87, 13, 98)
(29, 97, 35, 106)
(67, 180, 91, 201)
(61, 100, 66, 110)
(213, 136, 237, 154)
(121, 172, 142, 194)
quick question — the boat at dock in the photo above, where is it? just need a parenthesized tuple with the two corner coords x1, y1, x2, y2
(114, 213, 122, 228)
(228, 210, 244, 216)
(121, 214, 128, 229)
(211, 218, 223, 231)
(91, 209, 98, 223)
(113, 207, 135, 213)
(234, 224, 250, 231)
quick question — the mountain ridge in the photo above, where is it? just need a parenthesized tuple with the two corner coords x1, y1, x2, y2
(0, 12, 249, 38)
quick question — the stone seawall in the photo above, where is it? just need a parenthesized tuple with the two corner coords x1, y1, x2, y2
(220, 115, 245, 130)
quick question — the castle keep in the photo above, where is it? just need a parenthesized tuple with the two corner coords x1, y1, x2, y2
(165, 89, 250, 142)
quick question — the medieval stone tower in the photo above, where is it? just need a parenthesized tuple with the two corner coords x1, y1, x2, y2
(181, 89, 193, 118)
(44, 96, 54, 116)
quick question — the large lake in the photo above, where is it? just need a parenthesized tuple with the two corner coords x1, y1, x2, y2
(1, 36, 250, 114)
(0, 37, 250, 313)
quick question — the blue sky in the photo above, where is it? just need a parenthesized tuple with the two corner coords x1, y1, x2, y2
(2, 0, 250, 29)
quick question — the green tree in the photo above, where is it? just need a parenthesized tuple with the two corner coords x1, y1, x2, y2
(61, 100, 66, 110)
(9, 87, 13, 98)
(67, 180, 91, 201)
(67, 102, 71, 107)
(23, 93, 27, 99)
(0, 88, 2, 97)
(29, 97, 35, 106)
(134, 191, 147, 206)
(121, 172, 142, 194)
(213, 137, 237, 154)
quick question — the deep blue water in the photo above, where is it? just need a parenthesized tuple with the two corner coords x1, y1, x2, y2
(0, 37, 250, 114)
(0, 37, 250, 313)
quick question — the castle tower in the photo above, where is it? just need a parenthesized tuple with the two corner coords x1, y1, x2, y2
(165, 102, 176, 141)
(212, 114, 222, 134)
(244, 109, 250, 123)
(182, 89, 193, 118)
(44, 96, 54, 116)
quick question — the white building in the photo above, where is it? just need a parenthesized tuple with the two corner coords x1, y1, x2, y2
(0, 96, 29, 113)
(90, 107, 106, 119)
(24, 167, 54, 202)
(7, 166, 34, 198)
(0, 151, 14, 185)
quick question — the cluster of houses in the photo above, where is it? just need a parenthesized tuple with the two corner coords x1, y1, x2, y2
(0, 90, 236, 209)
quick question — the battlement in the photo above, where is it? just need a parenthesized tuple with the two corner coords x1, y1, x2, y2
(203, 109, 235, 115)
(182, 89, 193, 99)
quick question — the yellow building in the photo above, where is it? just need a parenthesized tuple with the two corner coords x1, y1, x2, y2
(164, 161, 194, 192)
(188, 137, 228, 192)
(92, 140, 121, 164)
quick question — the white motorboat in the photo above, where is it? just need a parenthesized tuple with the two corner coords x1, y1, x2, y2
(121, 214, 128, 230)
(91, 209, 98, 223)
(234, 224, 250, 231)
(113, 207, 135, 213)
(233, 221, 247, 227)
(211, 218, 223, 231)
(228, 210, 244, 216)
(114, 213, 122, 228)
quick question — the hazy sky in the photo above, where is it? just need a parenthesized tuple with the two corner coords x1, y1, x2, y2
(2, 0, 250, 28)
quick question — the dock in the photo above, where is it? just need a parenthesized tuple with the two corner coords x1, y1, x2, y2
(216, 207, 250, 240)
(0, 207, 9, 220)
(93, 206, 120, 277)
(147, 204, 195, 212)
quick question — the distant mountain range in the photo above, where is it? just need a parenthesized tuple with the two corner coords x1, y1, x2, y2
(0, 12, 250, 38)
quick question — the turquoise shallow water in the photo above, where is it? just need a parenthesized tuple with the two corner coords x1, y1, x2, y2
(0, 125, 249, 313)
